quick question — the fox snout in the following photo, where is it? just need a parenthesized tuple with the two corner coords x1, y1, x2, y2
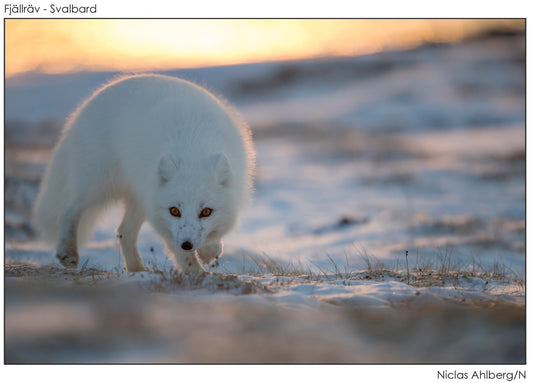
(181, 241, 194, 251)
(172, 222, 203, 253)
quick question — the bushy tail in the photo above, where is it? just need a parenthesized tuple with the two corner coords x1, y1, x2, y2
(34, 146, 104, 248)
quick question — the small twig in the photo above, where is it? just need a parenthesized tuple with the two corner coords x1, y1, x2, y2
(80, 258, 89, 272)
(116, 233, 123, 273)
(325, 252, 339, 278)
(406, 250, 410, 284)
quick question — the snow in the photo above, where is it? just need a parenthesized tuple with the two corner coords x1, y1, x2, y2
(4, 31, 525, 363)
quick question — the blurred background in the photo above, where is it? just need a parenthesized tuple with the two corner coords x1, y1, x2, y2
(5, 19, 525, 265)
(4, 19, 526, 363)
(4, 19, 524, 76)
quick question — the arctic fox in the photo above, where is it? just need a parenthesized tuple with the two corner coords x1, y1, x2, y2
(34, 74, 255, 273)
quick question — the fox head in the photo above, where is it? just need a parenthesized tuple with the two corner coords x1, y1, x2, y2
(150, 152, 238, 257)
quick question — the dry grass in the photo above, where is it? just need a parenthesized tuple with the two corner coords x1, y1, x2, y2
(4, 263, 119, 285)
(228, 245, 524, 292)
(144, 258, 271, 295)
(5, 242, 524, 299)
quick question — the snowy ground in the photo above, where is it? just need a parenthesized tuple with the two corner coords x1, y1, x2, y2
(4, 29, 525, 363)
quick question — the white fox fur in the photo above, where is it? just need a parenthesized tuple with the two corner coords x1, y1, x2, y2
(34, 74, 255, 273)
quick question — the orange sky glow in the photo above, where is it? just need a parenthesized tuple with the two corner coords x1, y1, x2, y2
(5, 19, 524, 77)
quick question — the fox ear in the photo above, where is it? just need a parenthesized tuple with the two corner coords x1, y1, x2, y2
(158, 153, 180, 184)
(211, 153, 232, 187)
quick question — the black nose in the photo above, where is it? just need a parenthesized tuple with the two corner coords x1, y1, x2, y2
(181, 241, 193, 251)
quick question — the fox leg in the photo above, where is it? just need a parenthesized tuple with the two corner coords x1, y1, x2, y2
(168, 243, 207, 274)
(117, 201, 146, 272)
(56, 204, 83, 268)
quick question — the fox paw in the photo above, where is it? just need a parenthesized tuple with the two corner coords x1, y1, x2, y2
(197, 242, 223, 265)
(125, 263, 147, 273)
(56, 250, 79, 269)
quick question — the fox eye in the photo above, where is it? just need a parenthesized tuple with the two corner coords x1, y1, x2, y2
(199, 207, 213, 218)
(169, 207, 181, 217)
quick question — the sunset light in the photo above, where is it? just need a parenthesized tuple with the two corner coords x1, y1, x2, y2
(5, 19, 524, 77)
